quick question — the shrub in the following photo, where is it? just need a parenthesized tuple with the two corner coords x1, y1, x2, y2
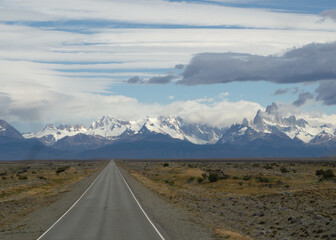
(164, 179, 174, 185)
(208, 172, 218, 183)
(56, 166, 70, 175)
(219, 174, 230, 180)
(0, 171, 7, 176)
(233, 176, 239, 180)
(187, 176, 195, 183)
(197, 177, 203, 183)
(280, 167, 290, 173)
(242, 175, 252, 181)
(202, 173, 208, 179)
(18, 175, 28, 180)
(256, 176, 270, 183)
(37, 175, 46, 180)
(263, 164, 273, 170)
(163, 163, 169, 167)
(324, 169, 335, 179)
(316, 169, 335, 180)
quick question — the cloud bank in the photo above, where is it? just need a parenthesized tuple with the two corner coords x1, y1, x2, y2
(177, 42, 336, 85)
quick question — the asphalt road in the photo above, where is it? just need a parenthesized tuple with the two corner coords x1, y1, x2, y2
(38, 161, 165, 240)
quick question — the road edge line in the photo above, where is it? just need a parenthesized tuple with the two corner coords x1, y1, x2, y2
(36, 162, 108, 240)
(116, 163, 166, 240)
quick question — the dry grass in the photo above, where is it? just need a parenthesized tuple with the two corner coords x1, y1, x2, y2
(119, 160, 336, 240)
(0, 160, 107, 231)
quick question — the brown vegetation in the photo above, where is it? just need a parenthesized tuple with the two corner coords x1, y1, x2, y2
(0, 160, 107, 232)
(118, 160, 336, 240)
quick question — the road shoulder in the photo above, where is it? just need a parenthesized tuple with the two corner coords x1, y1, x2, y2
(118, 163, 213, 240)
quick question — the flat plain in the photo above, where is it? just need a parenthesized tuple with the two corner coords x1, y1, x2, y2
(0, 160, 107, 239)
(119, 159, 336, 240)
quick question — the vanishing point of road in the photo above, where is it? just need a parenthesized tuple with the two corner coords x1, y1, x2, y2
(38, 161, 166, 240)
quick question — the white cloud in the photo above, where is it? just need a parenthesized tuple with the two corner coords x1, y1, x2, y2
(0, 80, 263, 129)
(0, 0, 335, 31)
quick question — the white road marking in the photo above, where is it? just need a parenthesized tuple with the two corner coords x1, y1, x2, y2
(37, 163, 108, 240)
(116, 162, 166, 240)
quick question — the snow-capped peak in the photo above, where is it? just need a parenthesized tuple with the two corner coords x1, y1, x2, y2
(240, 103, 335, 143)
(24, 123, 88, 142)
(23, 115, 225, 145)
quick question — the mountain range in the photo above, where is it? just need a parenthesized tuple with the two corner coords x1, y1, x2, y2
(1, 103, 336, 160)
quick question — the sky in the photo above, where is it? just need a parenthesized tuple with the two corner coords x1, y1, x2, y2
(0, 0, 336, 132)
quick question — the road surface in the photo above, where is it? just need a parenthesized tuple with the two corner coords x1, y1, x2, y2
(38, 161, 165, 240)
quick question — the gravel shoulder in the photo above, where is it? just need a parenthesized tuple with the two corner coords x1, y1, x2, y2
(0, 163, 106, 240)
(118, 163, 213, 240)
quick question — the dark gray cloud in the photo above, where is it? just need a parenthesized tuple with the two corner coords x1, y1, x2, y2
(316, 80, 336, 105)
(320, 9, 336, 22)
(175, 64, 184, 70)
(127, 76, 143, 84)
(273, 88, 290, 96)
(273, 87, 299, 96)
(293, 92, 314, 107)
(177, 42, 336, 85)
(127, 75, 175, 84)
(148, 75, 175, 84)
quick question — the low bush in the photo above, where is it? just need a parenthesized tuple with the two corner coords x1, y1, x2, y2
(37, 175, 47, 180)
(256, 176, 270, 183)
(163, 163, 169, 167)
(56, 166, 70, 175)
(18, 175, 28, 180)
(197, 177, 203, 183)
(187, 176, 195, 183)
(208, 172, 219, 183)
(280, 167, 290, 173)
(316, 169, 335, 180)
(164, 179, 174, 185)
(242, 175, 252, 181)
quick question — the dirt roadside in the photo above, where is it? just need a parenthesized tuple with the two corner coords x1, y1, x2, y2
(0, 161, 107, 240)
(117, 162, 213, 240)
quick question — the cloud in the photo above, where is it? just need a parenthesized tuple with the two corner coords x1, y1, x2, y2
(0, 84, 263, 130)
(0, 0, 334, 31)
(148, 75, 175, 84)
(273, 87, 299, 95)
(127, 75, 175, 84)
(273, 88, 290, 95)
(320, 9, 336, 22)
(175, 64, 184, 70)
(316, 80, 336, 105)
(127, 76, 143, 84)
(177, 42, 336, 85)
(168, 96, 175, 100)
(293, 92, 314, 107)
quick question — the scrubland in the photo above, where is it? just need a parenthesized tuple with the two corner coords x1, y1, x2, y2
(119, 160, 336, 240)
(0, 160, 107, 234)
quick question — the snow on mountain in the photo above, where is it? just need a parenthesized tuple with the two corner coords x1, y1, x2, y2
(0, 120, 24, 139)
(23, 124, 87, 145)
(219, 103, 336, 144)
(23, 116, 225, 145)
(87, 116, 134, 139)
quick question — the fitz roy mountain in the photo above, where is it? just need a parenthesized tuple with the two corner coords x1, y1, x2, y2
(218, 103, 336, 146)
(1, 103, 336, 160)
